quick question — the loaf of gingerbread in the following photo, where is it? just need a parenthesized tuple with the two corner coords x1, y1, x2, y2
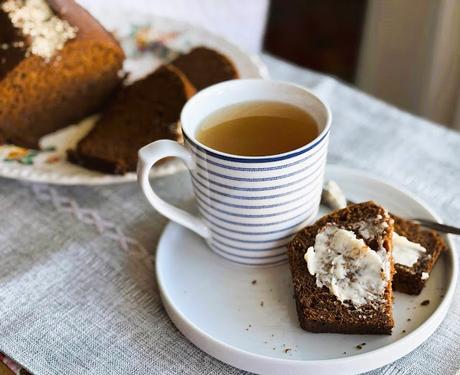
(0, 0, 125, 148)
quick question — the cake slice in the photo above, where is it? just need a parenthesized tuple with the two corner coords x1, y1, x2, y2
(392, 216, 447, 295)
(170, 46, 238, 90)
(68, 64, 195, 174)
(0, 0, 125, 148)
(288, 202, 395, 334)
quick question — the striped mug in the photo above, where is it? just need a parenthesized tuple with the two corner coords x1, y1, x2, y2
(138, 79, 331, 266)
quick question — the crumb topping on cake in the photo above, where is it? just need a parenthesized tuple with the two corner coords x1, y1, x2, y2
(304, 224, 390, 308)
(2, 0, 77, 61)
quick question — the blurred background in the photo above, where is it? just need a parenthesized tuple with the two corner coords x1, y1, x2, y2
(79, 0, 460, 131)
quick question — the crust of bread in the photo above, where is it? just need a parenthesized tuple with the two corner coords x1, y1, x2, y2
(288, 201, 395, 334)
(392, 216, 447, 295)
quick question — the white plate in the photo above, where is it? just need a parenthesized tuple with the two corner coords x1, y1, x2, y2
(155, 165, 457, 375)
(0, 13, 267, 186)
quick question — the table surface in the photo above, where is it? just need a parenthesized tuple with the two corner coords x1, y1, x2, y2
(0, 54, 459, 375)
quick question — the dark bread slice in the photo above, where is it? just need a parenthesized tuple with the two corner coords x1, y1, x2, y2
(288, 201, 395, 334)
(68, 64, 195, 174)
(392, 216, 447, 295)
(170, 46, 238, 90)
(0, 0, 125, 149)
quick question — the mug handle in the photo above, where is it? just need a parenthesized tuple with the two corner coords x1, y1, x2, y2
(137, 140, 211, 239)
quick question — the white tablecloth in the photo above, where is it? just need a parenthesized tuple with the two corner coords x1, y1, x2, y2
(0, 54, 459, 375)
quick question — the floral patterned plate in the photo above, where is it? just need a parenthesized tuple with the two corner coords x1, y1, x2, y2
(0, 13, 267, 185)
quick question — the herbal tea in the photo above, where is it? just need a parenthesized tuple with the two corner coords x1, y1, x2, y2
(196, 101, 319, 156)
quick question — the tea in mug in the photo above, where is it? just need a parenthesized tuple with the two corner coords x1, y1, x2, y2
(196, 101, 319, 156)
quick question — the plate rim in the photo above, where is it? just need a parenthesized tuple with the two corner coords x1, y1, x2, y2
(155, 164, 458, 374)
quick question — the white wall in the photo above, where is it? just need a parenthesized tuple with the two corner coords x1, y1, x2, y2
(76, 0, 269, 53)
(357, 0, 460, 130)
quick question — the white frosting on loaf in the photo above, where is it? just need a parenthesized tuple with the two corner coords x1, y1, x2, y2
(2, 0, 77, 61)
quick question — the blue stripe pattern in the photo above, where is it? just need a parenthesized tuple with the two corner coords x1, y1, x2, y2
(189, 139, 328, 172)
(183, 129, 329, 163)
(196, 196, 318, 227)
(191, 175, 321, 205)
(194, 193, 316, 218)
(211, 242, 288, 259)
(211, 236, 290, 251)
(195, 171, 317, 192)
(195, 158, 324, 182)
(185, 130, 328, 265)
(205, 214, 313, 236)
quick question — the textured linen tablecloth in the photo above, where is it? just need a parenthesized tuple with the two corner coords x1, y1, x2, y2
(0, 55, 459, 375)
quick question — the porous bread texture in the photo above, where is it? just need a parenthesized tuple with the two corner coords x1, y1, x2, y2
(68, 65, 195, 174)
(288, 201, 395, 334)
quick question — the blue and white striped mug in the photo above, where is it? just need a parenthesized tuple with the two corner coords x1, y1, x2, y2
(138, 79, 331, 266)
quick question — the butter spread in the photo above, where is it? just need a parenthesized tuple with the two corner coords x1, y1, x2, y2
(351, 213, 390, 245)
(392, 232, 426, 267)
(321, 180, 347, 210)
(305, 225, 390, 308)
(2, 0, 78, 61)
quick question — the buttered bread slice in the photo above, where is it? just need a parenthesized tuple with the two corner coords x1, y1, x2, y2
(288, 202, 395, 334)
(391, 216, 447, 295)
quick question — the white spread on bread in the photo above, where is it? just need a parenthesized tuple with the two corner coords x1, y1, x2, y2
(2, 0, 78, 61)
(305, 225, 390, 308)
(392, 232, 426, 267)
(351, 212, 391, 244)
(421, 272, 429, 280)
